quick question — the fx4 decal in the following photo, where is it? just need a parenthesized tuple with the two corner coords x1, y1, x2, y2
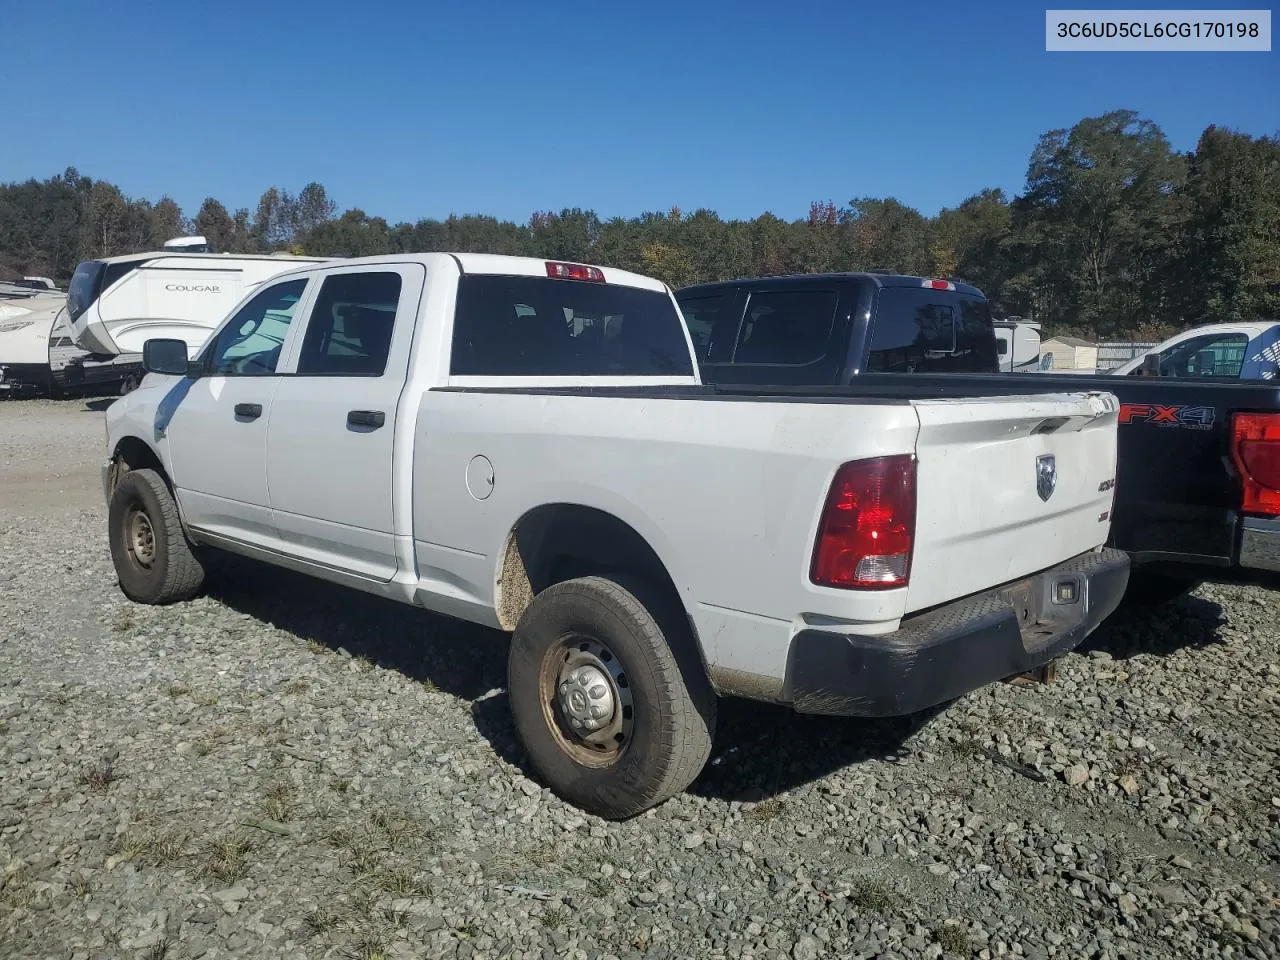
(1119, 403, 1216, 430)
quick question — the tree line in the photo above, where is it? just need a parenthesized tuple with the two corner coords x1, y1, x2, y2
(2, 109, 1276, 340)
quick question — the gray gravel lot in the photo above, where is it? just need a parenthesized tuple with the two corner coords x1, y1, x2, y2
(1, 397, 1278, 960)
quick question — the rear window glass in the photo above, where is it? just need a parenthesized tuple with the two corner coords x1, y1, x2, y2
(867, 288, 998, 374)
(450, 275, 694, 377)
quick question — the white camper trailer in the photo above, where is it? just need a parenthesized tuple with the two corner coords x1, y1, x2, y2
(0, 287, 144, 397)
(991, 318, 1042, 373)
(66, 237, 332, 358)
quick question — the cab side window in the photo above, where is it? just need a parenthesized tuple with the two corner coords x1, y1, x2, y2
(202, 279, 308, 376)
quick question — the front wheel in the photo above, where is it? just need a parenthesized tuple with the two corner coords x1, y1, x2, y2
(108, 468, 205, 604)
(507, 575, 716, 820)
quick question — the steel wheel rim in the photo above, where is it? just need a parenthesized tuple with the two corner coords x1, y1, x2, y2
(127, 507, 156, 568)
(538, 633, 634, 768)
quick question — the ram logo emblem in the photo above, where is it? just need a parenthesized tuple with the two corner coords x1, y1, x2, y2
(1036, 454, 1057, 502)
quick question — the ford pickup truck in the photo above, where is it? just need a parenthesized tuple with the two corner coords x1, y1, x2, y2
(102, 254, 1128, 818)
(676, 273, 1280, 605)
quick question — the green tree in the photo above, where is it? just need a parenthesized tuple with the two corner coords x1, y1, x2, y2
(1181, 126, 1280, 323)
(193, 197, 236, 253)
(1011, 109, 1185, 337)
(149, 196, 187, 246)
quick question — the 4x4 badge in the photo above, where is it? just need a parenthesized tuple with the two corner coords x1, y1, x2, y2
(1037, 454, 1057, 502)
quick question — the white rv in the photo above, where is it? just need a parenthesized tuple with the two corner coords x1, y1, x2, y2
(991, 318, 1042, 373)
(0, 287, 143, 397)
(66, 237, 332, 358)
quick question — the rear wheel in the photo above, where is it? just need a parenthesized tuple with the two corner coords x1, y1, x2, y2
(507, 575, 716, 820)
(1123, 570, 1203, 607)
(108, 468, 205, 604)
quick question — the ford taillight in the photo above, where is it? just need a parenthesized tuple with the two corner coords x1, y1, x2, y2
(810, 455, 917, 590)
(1232, 412, 1280, 516)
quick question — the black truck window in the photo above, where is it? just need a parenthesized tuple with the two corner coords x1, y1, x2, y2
(450, 275, 694, 377)
(867, 288, 998, 374)
(732, 290, 837, 365)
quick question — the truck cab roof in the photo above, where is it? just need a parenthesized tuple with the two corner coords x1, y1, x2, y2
(679, 272, 988, 300)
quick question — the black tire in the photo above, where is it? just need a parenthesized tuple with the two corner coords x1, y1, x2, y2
(1123, 570, 1203, 607)
(108, 468, 205, 605)
(507, 574, 716, 820)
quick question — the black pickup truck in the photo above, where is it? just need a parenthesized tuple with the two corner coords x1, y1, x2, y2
(675, 273, 1280, 603)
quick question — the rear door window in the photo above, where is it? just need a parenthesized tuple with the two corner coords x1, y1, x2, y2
(296, 272, 404, 377)
(450, 275, 694, 377)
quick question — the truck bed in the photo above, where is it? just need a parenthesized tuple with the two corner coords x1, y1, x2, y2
(712, 373, 1280, 576)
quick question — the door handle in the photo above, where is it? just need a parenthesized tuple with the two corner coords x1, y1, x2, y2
(347, 409, 385, 429)
(234, 403, 263, 421)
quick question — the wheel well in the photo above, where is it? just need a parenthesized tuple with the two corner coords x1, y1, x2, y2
(496, 505, 696, 642)
(109, 436, 169, 495)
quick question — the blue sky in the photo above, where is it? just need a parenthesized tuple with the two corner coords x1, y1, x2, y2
(3, 0, 1276, 225)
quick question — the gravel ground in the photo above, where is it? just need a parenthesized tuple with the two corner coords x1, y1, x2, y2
(1, 397, 1278, 960)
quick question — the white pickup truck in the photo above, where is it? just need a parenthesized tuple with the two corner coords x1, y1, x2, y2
(101, 253, 1130, 818)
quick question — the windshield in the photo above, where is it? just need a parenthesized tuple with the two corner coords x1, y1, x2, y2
(67, 260, 105, 322)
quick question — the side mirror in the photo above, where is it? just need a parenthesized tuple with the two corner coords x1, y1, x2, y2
(143, 338, 191, 376)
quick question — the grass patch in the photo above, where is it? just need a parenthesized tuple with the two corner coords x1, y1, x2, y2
(847, 877, 898, 913)
(301, 905, 343, 936)
(371, 867, 432, 899)
(261, 779, 299, 823)
(0, 870, 34, 909)
(111, 609, 137, 634)
(166, 682, 191, 698)
(540, 906, 569, 930)
(370, 807, 423, 852)
(193, 725, 232, 757)
(200, 831, 257, 884)
(305, 640, 327, 655)
(192, 690, 219, 708)
(483, 842, 558, 882)
(330, 776, 352, 794)
(744, 798, 786, 824)
(348, 931, 388, 960)
(80, 757, 122, 793)
(284, 678, 310, 695)
(935, 923, 975, 956)
(113, 828, 190, 867)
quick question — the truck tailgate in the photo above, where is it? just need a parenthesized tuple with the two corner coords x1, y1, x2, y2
(905, 391, 1119, 613)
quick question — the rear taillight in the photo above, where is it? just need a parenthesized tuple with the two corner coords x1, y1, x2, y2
(810, 455, 917, 590)
(546, 261, 605, 282)
(1232, 412, 1280, 516)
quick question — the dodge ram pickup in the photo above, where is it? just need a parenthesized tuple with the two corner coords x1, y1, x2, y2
(677, 273, 1280, 605)
(102, 253, 1129, 818)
